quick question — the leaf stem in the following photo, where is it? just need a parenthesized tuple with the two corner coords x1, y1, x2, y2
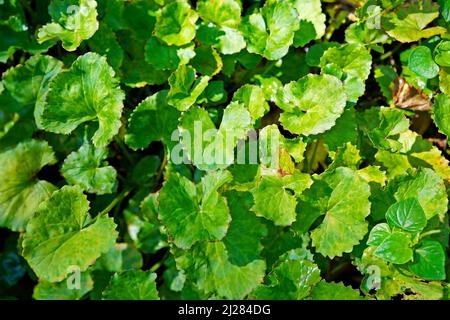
(114, 136, 135, 165)
(149, 251, 170, 272)
(155, 148, 168, 185)
(98, 188, 132, 217)
(306, 139, 320, 173)
(380, 44, 402, 60)
(419, 229, 441, 240)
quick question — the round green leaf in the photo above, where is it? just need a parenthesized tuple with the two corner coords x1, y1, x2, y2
(373, 231, 413, 264)
(276, 74, 346, 136)
(432, 93, 450, 139)
(301, 167, 371, 258)
(39, 52, 125, 147)
(37, 0, 99, 51)
(22, 186, 118, 282)
(408, 46, 439, 79)
(125, 90, 181, 150)
(103, 270, 159, 300)
(434, 41, 450, 67)
(154, 1, 198, 47)
(386, 198, 427, 233)
(197, 0, 241, 28)
(409, 240, 446, 281)
(61, 143, 118, 194)
(158, 171, 232, 249)
(0, 139, 56, 231)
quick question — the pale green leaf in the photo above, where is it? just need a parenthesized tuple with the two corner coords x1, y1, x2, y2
(320, 44, 372, 103)
(158, 171, 232, 249)
(298, 167, 371, 258)
(37, 0, 99, 51)
(241, 0, 298, 60)
(22, 186, 118, 282)
(175, 241, 266, 299)
(0, 140, 56, 231)
(382, 0, 446, 43)
(154, 0, 198, 47)
(102, 270, 159, 300)
(39, 52, 125, 147)
(276, 74, 346, 136)
(167, 65, 210, 111)
(61, 143, 117, 194)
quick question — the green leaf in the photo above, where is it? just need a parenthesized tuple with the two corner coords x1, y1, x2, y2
(432, 94, 450, 140)
(125, 90, 181, 150)
(358, 107, 410, 152)
(197, 0, 241, 28)
(434, 41, 450, 67)
(251, 175, 298, 227)
(93, 243, 143, 272)
(167, 65, 210, 111)
(33, 272, 93, 300)
(0, 140, 57, 231)
(241, 0, 298, 60)
(305, 42, 339, 67)
(275, 74, 346, 136)
(409, 240, 446, 281)
(196, 23, 246, 55)
(327, 142, 362, 171)
(22, 186, 118, 282)
(39, 52, 125, 147)
(381, 0, 446, 43)
(310, 281, 363, 300)
(178, 103, 253, 171)
(345, 20, 389, 47)
(37, 0, 99, 51)
(291, 0, 326, 47)
(87, 24, 124, 71)
(373, 231, 414, 264)
(191, 46, 222, 76)
(223, 190, 267, 266)
(297, 167, 371, 258)
(197, 80, 228, 106)
(61, 143, 117, 194)
(2, 55, 63, 106)
(374, 65, 397, 103)
(102, 270, 159, 300)
(144, 36, 181, 71)
(320, 44, 372, 103)
(154, 0, 198, 47)
(357, 165, 387, 186)
(367, 223, 391, 246)
(408, 46, 439, 79)
(385, 198, 427, 233)
(252, 258, 321, 300)
(323, 108, 358, 152)
(232, 84, 269, 121)
(375, 130, 450, 181)
(387, 168, 448, 220)
(439, 67, 450, 95)
(175, 241, 266, 299)
(158, 171, 232, 249)
(438, 0, 450, 23)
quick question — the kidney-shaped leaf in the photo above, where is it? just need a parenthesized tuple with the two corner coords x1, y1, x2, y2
(39, 52, 125, 147)
(0, 140, 56, 231)
(22, 185, 118, 282)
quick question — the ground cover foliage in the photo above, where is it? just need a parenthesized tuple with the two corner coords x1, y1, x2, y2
(0, 0, 449, 300)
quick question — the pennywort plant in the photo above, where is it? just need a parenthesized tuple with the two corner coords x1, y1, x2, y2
(0, 0, 449, 300)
